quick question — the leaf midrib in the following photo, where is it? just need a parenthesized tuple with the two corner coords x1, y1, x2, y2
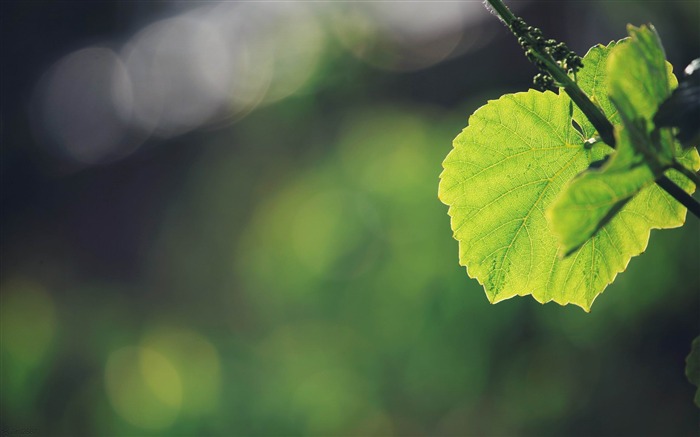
(491, 151, 582, 297)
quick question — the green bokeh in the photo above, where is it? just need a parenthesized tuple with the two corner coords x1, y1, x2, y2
(2, 2, 699, 435)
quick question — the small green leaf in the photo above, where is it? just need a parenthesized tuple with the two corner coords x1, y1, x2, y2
(686, 336, 700, 407)
(609, 25, 674, 127)
(546, 123, 657, 256)
(547, 24, 692, 255)
(607, 24, 676, 163)
(571, 41, 622, 139)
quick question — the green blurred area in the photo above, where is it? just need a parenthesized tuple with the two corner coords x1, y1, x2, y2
(2, 1, 700, 436)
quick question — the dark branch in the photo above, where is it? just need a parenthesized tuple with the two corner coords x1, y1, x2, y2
(484, 0, 700, 219)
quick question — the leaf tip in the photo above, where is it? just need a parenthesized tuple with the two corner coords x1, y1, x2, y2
(558, 246, 576, 260)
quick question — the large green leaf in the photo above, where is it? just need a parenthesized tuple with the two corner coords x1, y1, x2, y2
(438, 38, 699, 310)
(687, 336, 700, 407)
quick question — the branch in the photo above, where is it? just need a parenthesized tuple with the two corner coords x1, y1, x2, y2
(484, 0, 700, 219)
(672, 160, 700, 186)
(485, 0, 615, 147)
(657, 176, 700, 218)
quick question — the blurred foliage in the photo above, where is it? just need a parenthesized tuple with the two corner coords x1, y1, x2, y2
(2, 1, 700, 436)
(687, 337, 700, 407)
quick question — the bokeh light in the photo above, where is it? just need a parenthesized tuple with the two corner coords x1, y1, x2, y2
(1, 278, 57, 420)
(32, 47, 139, 164)
(1, 278, 56, 367)
(203, 3, 275, 118)
(234, 2, 325, 105)
(328, 1, 491, 71)
(140, 326, 222, 417)
(253, 322, 377, 435)
(104, 346, 182, 430)
(122, 15, 233, 138)
(5, 1, 700, 435)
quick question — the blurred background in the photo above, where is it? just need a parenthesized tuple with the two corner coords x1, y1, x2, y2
(2, 1, 699, 435)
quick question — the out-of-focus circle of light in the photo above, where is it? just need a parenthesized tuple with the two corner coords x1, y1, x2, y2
(122, 15, 233, 138)
(104, 346, 182, 430)
(328, 2, 487, 71)
(291, 188, 380, 279)
(140, 326, 222, 416)
(34, 47, 138, 164)
(370, 0, 478, 39)
(293, 368, 373, 435)
(253, 2, 325, 104)
(206, 1, 325, 109)
(0, 279, 56, 367)
(337, 109, 432, 198)
(253, 323, 376, 434)
(201, 3, 274, 118)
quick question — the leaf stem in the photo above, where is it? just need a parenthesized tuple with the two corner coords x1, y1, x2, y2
(484, 0, 700, 220)
(485, 0, 616, 147)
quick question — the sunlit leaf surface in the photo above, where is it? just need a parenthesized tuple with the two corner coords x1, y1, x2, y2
(439, 36, 699, 310)
(549, 25, 698, 255)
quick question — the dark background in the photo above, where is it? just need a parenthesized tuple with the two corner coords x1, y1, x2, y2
(2, 1, 699, 435)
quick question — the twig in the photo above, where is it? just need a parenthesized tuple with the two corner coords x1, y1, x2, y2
(484, 0, 700, 219)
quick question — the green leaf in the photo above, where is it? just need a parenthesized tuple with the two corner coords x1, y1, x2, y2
(546, 123, 657, 256)
(570, 41, 622, 139)
(609, 26, 674, 129)
(440, 90, 588, 309)
(439, 38, 699, 310)
(686, 336, 700, 407)
(607, 24, 676, 163)
(547, 24, 688, 255)
(572, 29, 676, 148)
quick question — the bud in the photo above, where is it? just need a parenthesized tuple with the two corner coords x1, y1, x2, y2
(533, 73, 555, 92)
